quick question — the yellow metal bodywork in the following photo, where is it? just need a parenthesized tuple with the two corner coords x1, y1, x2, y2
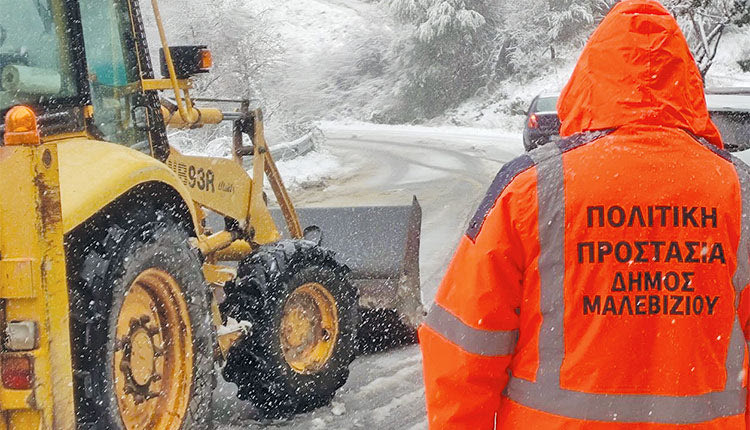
(161, 106, 224, 130)
(249, 110, 303, 240)
(149, 0, 200, 125)
(0, 143, 76, 429)
(0, 0, 310, 425)
(167, 148, 281, 245)
(56, 138, 201, 234)
(142, 78, 193, 92)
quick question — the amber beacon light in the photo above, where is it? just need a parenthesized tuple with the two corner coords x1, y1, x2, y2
(3, 105, 41, 146)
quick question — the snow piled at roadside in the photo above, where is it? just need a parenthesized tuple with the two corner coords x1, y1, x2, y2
(274, 147, 346, 190)
(319, 120, 518, 140)
(319, 120, 522, 156)
(169, 133, 235, 158)
(443, 60, 576, 132)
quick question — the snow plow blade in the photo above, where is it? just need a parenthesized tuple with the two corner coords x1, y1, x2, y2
(271, 197, 424, 333)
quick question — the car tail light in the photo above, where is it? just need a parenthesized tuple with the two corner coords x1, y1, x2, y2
(527, 113, 539, 129)
(2, 356, 33, 389)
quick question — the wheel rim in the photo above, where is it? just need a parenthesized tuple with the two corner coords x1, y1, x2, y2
(114, 268, 193, 430)
(280, 282, 339, 374)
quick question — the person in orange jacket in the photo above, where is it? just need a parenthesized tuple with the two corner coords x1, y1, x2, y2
(419, 0, 750, 428)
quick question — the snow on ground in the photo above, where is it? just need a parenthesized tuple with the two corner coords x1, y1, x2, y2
(166, 129, 348, 191)
(216, 345, 428, 430)
(318, 120, 521, 153)
(305, 123, 523, 303)
(443, 58, 576, 131)
(168, 133, 235, 158)
(274, 146, 348, 190)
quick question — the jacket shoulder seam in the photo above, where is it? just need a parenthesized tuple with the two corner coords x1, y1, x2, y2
(465, 129, 614, 242)
(466, 155, 535, 241)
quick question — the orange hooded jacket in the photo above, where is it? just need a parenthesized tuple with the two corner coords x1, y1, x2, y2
(419, 1, 750, 428)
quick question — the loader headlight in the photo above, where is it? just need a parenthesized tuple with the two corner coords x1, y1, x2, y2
(4, 321, 38, 351)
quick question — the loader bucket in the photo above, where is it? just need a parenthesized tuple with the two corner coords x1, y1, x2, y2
(270, 197, 424, 335)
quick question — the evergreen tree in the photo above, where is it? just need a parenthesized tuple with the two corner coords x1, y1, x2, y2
(547, 0, 613, 46)
(497, 0, 613, 78)
(385, 0, 498, 119)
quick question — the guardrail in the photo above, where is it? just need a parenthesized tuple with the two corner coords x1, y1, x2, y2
(270, 131, 316, 161)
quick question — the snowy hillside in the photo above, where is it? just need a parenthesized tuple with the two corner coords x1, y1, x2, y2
(143, 0, 750, 136)
(445, 25, 750, 132)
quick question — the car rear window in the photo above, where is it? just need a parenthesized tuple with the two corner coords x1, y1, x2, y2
(535, 96, 558, 113)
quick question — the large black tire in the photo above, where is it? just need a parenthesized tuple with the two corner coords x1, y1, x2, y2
(221, 240, 359, 419)
(66, 208, 215, 430)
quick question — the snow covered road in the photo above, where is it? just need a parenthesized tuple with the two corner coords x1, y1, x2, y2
(215, 123, 524, 429)
(306, 124, 524, 301)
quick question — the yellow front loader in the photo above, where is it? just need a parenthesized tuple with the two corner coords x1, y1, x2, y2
(0, 0, 422, 428)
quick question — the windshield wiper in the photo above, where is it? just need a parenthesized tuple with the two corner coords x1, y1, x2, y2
(34, 0, 53, 33)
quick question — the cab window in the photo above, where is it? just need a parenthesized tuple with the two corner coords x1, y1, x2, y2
(0, 0, 79, 113)
(79, 0, 149, 152)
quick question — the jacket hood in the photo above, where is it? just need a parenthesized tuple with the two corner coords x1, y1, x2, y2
(557, 0, 722, 148)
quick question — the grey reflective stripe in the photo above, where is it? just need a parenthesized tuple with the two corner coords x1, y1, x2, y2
(727, 158, 750, 391)
(731, 157, 750, 293)
(506, 378, 746, 424)
(504, 141, 747, 423)
(528, 143, 566, 386)
(424, 304, 518, 356)
(725, 318, 745, 392)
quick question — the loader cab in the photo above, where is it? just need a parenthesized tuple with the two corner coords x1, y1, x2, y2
(1, 0, 170, 159)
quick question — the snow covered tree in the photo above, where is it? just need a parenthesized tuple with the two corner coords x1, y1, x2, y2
(497, 0, 614, 78)
(382, 0, 618, 120)
(547, 0, 615, 48)
(385, 0, 499, 119)
(154, 0, 282, 100)
(665, 0, 750, 77)
(142, 0, 285, 143)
